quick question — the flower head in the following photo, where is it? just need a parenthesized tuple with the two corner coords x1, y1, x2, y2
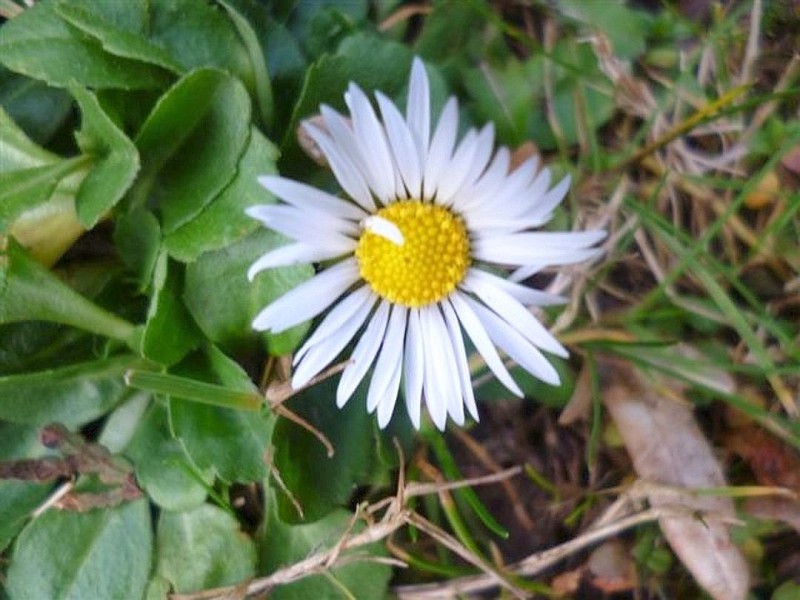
(247, 58, 605, 430)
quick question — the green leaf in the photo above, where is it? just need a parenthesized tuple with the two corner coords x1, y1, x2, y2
(554, 0, 651, 59)
(166, 345, 273, 482)
(0, 69, 73, 145)
(281, 33, 411, 170)
(414, 0, 484, 62)
(156, 504, 256, 593)
(124, 370, 263, 412)
(144, 576, 171, 600)
(6, 499, 152, 600)
(530, 41, 615, 150)
(261, 501, 392, 599)
(70, 86, 140, 227)
(0, 109, 92, 264)
(0, 160, 86, 231)
(147, 0, 251, 79)
(0, 0, 173, 90)
(113, 207, 161, 292)
(164, 127, 278, 262)
(297, 1, 365, 59)
(0, 355, 139, 428)
(125, 400, 210, 511)
(272, 376, 378, 523)
(218, 0, 274, 129)
(183, 228, 312, 356)
(0, 422, 51, 553)
(0, 108, 88, 250)
(139, 252, 201, 366)
(0, 238, 137, 344)
(0, 264, 125, 374)
(463, 57, 545, 146)
(55, 1, 184, 74)
(133, 68, 251, 233)
(170, 400, 273, 483)
(0, 106, 61, 171)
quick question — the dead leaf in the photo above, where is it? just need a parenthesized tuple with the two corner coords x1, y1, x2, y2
(297, 114, 330, 167)
(559, 360, 593, 425)
(744, 170, 780, 210)
(744, 496, 800, 535)
(587, 540, 637, 593)
(726, 425, 800, 494)
(509, 141, 540, 171)
(600, 357, 750, 600)
(780, 145, 800, 176)
(550, 569, 582, 595)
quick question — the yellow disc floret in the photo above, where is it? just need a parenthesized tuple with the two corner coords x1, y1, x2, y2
(356, 201, 471, 308)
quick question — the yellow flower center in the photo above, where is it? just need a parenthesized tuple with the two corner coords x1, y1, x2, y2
(355, 201, 471, 308)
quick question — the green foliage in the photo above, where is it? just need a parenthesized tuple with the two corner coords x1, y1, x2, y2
(261, 500, 393, 599)
(0, 423, 51, 552)
(0, 356, 137, 428)
(183, 229, 312, 356)
(155, 504, 256, 593)
(132, 68, 251, 233)
(6, 499, 152, 600)
(272, 376, 382, 522)
(70, 86, 140, 228)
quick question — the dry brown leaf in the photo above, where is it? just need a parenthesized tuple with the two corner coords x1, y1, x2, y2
(744, 496, 800, 535)
(780, 145, 800, 176)
(600, 357, 750, 600)
(587, 540, 637, 593)
(726, 425, 800, 494)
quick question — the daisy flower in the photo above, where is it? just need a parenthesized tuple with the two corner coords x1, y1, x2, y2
(246, 58, 605, 431)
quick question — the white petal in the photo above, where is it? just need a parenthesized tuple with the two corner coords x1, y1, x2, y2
(509, 264, 546, 283)
(431, 306, 465, 426)
(406, 57, 431, 160)
(346, 83, 397, 203)
(517, 166, 552, 214)
(377, 91, 422, 198)
(363, 215, 404, 245)
(376, 355, 403, 428)
(520, 173, 571, 224)
(435, 129, 478, 205)
(294, 286, 375, 362)
(291, 292, 375, 388)
(441, 300, 479, 422)
(367, 305, 407, 413)
(466, 169, 559, 231)
(318, 104, 394, 208)
(464, 295, 560, 386)
(454, 148, 511, 216)
(336, 300, 390, 407)
(252, 259, 359, 333)
(472, 146, 511, 193)
(468, 268, 565, 307)
(403, 308, 424, 429)
(449, 292, 523, 397)
(247, 241, 353, 281)
(419, 306, 450, 430)
(449, 123, 495, 209)
(303, 122, 376, 211)
(422, 97, 458, 200)
(257, 175, 366, 220)
(463, 272, 567, 357)
(473, 230, 606, 266)
(468, 156, 539, 220)
(246, 204, 357, 241)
